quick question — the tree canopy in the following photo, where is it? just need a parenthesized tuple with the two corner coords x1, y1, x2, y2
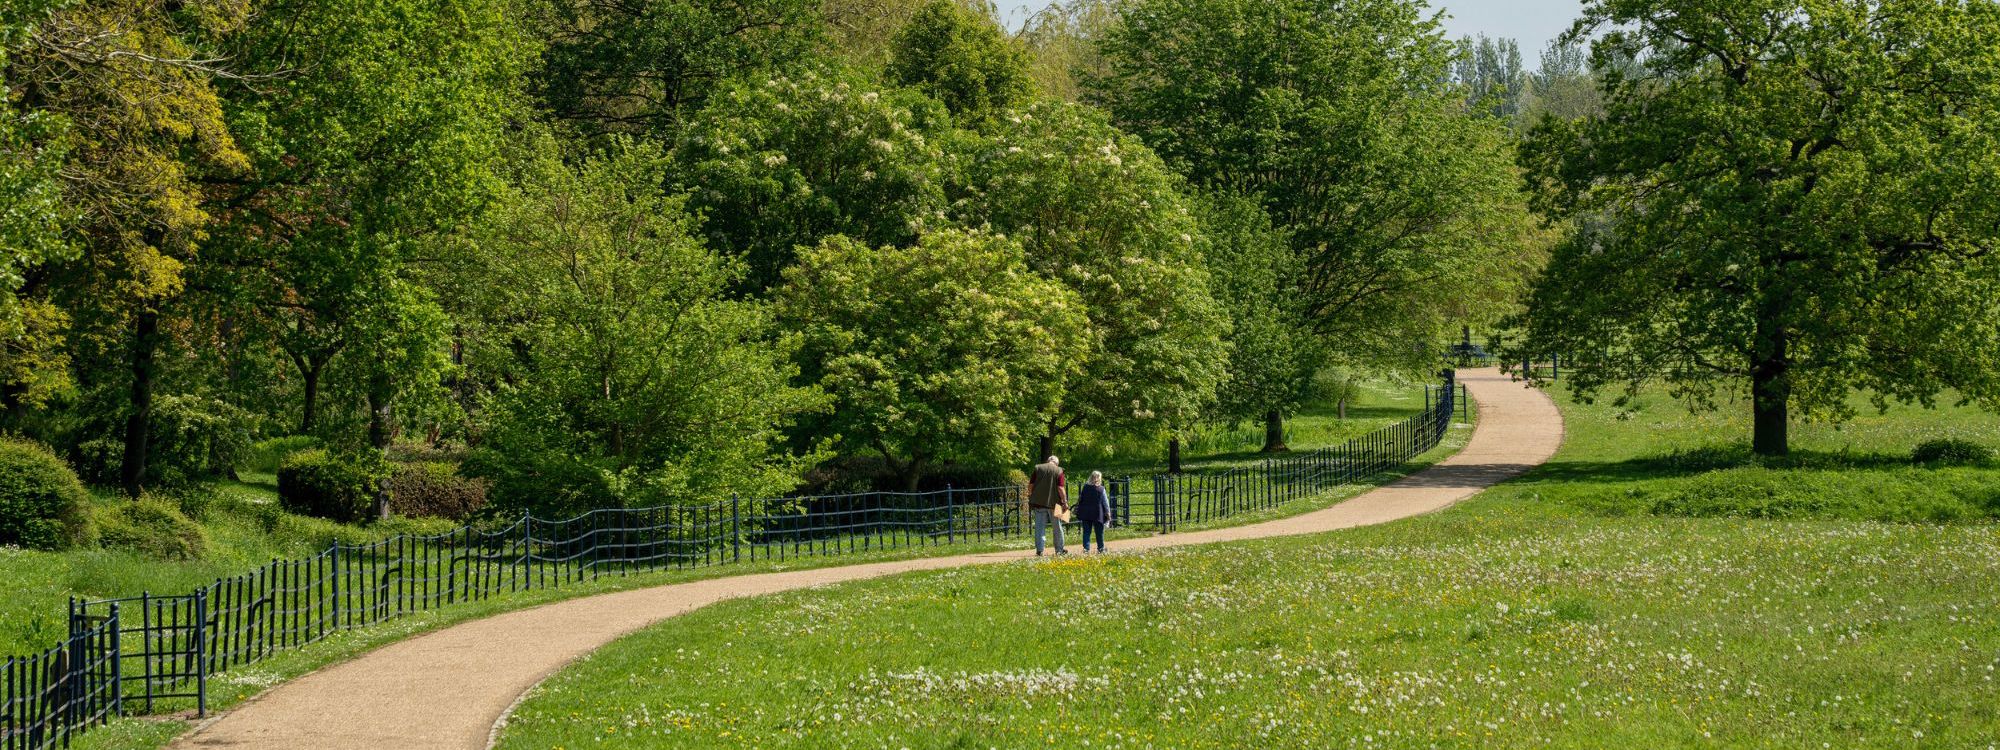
(1516, 0, 2000, 456)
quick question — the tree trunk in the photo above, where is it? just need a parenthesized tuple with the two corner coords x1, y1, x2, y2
(368, 378, 394, 520)
(1337, 398, 1348, 421)
(1167, 437, 1183, 474)
(1750, 325, 1790, 457)
(120, 309, 160, 498)
(1261, 410, 1289, 453)
(300, 360, 324, 434)
(1038, 434, 1054, 463)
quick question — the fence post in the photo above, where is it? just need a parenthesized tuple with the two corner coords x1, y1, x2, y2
(192, 588, 208, 717)
(945, 485, 956, 543)
(731, 495, 742, 564)
(108, 602, 122, 718)
(330, 543, 342, 630)
(520, 514, 533, 591)
(65, 598, 82, 733)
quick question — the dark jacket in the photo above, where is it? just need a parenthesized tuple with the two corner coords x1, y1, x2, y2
(1028, 461, 1065, 509)
(1075, 483, 1111, 525)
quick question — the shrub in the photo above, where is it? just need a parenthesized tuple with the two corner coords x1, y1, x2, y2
(96, 498, 206, 560)
(277, 449, 381, 523)
(386, 462, 489, 520)
(1913, 438, 1992, 466)
(148, 394, 257, 486)
(0, 438, 93, 550)
(242, 435, 321, 475)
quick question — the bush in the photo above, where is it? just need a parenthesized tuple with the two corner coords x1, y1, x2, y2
(96, 498, 207, 560)
(1913, 438, 1992, 466)
(277, 449, 381, 523)
(386, 462, 489, 520)
(148, 394, 257, 486)
(0, 438, 93, 550)
(242, 435, 321, 475)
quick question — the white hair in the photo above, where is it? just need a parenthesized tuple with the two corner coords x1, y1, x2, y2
(1046, 455, 1060, 465)
(1089, 471, 1103, 485)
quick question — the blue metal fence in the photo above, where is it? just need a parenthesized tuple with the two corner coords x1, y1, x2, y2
(5, 372, 1461, 749)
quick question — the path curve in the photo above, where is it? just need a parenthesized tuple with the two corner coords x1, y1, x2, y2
(172, 369, 1561, 749)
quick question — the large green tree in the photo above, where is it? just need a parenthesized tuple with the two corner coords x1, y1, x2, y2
(464, 142, 825, 516)
(1516, 0, 2000, 456)
(886, 0, 1033, 127)
(960, 101, 1230, 460)
(530, 0, 822, 141)
(1089, 0, 1534, 442)
(777, 229, 1085, 488)
(675, 67, 956, 290)
(1195, 192, 1324, 453)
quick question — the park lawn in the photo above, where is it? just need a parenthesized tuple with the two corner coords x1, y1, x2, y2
(492, 387, 2000, 749)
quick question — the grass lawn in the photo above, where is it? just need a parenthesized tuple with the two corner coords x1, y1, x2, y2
(492, 387, 2000, 749)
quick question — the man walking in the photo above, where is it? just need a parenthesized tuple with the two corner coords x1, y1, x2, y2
(1028, 455, 1068, 556)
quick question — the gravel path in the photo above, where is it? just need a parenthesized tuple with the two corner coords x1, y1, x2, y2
(171, 368, 1561, 749)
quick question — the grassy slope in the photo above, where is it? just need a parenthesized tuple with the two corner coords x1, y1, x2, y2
(492, 388, 2000, 749)
(0, 481, 456, 656)
(58, 381, 1455, 748)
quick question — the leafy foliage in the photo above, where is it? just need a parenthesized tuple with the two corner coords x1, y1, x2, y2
(960, 101, 1230, 449)
(463, 141, 825, 517)
(277, 449, 381, 524)
(1913, 439, 1993, 467)
(144, 394, 256, 488)
(96, 497, 207, 561)
(0, 438, 90, 551)
(676, 68, 956, 290)
(1515, 0, 2000, 455)
(1091, 0, 1539, 365)
(778, 229, 1086, 487)
(386, 462, 490, 520)
(1195, 192, 1323, 427)
(886, 0, 1033, 127)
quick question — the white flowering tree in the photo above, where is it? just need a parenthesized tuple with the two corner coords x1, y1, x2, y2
(673, 67, 959, 290)
(777, 229, 1087, 488)
(959, 102, 1231, 462)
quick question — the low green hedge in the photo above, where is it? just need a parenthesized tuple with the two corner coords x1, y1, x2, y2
(277, 449, 381, 523)
(0, 438, 93, 550)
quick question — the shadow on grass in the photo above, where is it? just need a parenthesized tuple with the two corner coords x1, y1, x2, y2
(1526, 443, 1984, 486)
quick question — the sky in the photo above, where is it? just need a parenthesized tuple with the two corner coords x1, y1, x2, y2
(995, 0, 1588, 69)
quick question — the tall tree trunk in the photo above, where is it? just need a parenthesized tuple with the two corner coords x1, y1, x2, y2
(1261, 409, 1289, 453)
(1337, 398, 1348, 421)
(1038, 434, 1054, 463)
(1750, 323, 1790, 457)
(300, 359, 324, 434)
(1167, 437, 1183, 473)
(368, 376, 394, 520)
(120, 309, 160, 498)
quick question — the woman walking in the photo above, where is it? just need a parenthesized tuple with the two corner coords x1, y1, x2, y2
(1075, 471, 1112, 553)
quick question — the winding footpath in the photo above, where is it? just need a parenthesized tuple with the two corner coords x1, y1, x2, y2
(171, 368, 1562, 749)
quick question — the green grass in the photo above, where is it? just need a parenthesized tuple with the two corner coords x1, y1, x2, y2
(0, 481, 456, 656)
(492, 387, 2000, 749)
(1064, 378, 1443, 475)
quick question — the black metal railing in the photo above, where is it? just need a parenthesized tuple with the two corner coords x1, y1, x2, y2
(6, 372, 1461, 749)
(2, 603, 120, 750)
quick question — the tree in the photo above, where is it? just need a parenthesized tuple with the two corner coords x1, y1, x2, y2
(1515, 0, 2000, 456)
(202, 0, 527, 440)
(960, 101, 1230, 459)
(0, 6, 72, 418)
(1196, 192, 1324, 452)
(1456, 35, 1526, 120)
(777, 229, 1086, 488)
(464, 142, 825, 516)
(886, 0, 1033, 127)
(1517, 37, 1603, 126)
(1090, 0, 1536, 436)
(674, 67, 956, 290)
(529, 0, 822, 141)
(6, 0, 251, 496)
